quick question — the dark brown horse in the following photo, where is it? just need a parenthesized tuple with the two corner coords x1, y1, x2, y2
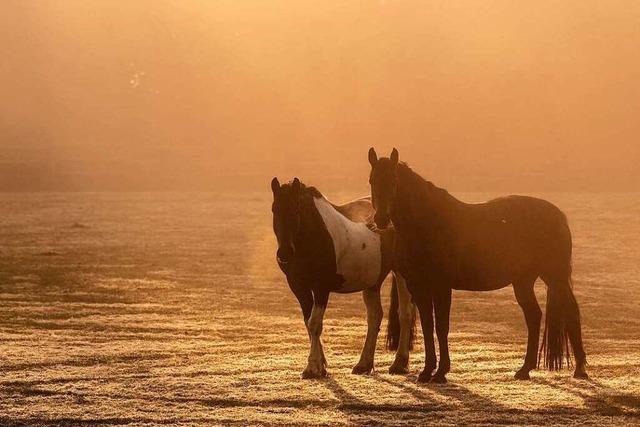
(367, 148, 588, 383)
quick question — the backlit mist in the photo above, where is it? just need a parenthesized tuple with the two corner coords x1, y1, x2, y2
(2, 0, 639, 192)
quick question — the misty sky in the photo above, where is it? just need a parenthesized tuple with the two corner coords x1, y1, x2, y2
(1, 1, 639, 192)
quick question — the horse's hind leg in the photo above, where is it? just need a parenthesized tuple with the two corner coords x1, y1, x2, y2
(513, 277, 542, 380)
(302, 291, 329, 379)
(352, 286, 383, 375)
(389, 274, 415, 374)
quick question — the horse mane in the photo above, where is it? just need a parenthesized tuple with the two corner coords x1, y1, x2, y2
(281, 179, 377, 230)
(302, 185, 323, 199)
(397, 162, 460, 206)
(279, 180, 324, 199)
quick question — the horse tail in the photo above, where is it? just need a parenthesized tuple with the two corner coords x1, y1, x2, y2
(386, 275, 401, 351)
(386, 274, 416, 351)
(539, 218, 585, 370)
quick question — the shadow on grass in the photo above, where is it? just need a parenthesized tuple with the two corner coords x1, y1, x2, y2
(320, 374, 450, 425)
(323, 374, 444, 413)
(371, 372, 636, 422)
(372, 373, 519, 416)
(533, 377, 640, 417)
(372, 374, 452, 407)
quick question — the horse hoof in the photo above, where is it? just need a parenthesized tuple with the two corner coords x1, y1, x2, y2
(352, 364, 373, 375)
(389, 363, 409, 375)
(417, 370, 432, 383)
(514, 369, 531, 380)
(573, 370, 589, 380)
(302, 367, 327, 379)
(430, 374, 447, 384)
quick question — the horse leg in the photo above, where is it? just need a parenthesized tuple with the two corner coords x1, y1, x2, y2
(292, 286, 313, 325)
(389, 273, 416, 374)
(567, 296, 588, 380)
(302, 291, 329, 379)
(291, 287, 314, 374)
(432, 287, 451, 383)
(352, 286, 383, 374)
(513, 277, 541, 380)
(415, 290, 437, 383)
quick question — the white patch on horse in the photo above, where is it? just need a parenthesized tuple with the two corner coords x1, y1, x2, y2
(313, 197, 381, 292)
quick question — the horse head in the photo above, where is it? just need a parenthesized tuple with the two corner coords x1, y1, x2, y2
(368, 147, 399, 229)
(271, 177, 302, 266)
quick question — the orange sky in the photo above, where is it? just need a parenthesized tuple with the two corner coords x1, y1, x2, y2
(1, 1, 639, 191)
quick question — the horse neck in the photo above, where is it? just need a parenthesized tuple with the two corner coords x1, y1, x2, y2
(294, 193, 326, 252)
(393, 164, 460, 230)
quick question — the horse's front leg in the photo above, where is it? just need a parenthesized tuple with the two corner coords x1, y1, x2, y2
(302, 291, 329, 379)
(352, 286, 383, 375)
(290, 286, 315, 376)
(414, 288, 437, 383)
(432, 287, 452, 383)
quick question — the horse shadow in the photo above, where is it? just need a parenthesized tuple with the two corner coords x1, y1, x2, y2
(532, 377, 640, 416)
(375, 373, 505, 409)
(322, 374, 445, 412)
(322, 371, 640, 423)
(320, 374, 449, 425)
(320, 372, 519, 423)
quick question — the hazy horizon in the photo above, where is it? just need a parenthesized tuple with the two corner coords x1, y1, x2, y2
(2, 1, 639, 192)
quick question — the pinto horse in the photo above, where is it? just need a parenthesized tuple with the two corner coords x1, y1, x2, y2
(367, 148, 588, 383)
(271, 177, 416, 378)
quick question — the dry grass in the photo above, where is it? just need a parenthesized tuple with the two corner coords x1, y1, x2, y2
(0, 192, 638, 426)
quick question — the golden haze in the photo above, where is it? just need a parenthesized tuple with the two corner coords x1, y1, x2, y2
(1, 0, 639, 192)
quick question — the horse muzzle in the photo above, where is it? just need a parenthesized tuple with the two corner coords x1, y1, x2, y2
(276, 246, 295, 265)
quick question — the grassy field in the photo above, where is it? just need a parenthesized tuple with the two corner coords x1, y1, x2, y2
(0, 191, 639, 426)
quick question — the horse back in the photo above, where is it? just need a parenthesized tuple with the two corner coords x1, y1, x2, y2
(332, 196, 375, 225)
(453, 195, 572, 287)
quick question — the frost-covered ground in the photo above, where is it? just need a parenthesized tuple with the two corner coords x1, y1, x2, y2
(0, 192, 638, 426)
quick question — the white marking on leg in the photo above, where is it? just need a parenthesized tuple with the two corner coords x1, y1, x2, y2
(304, 303, 327, 376)
(313, 197, 381, 292)
(354, 287, 383, 373)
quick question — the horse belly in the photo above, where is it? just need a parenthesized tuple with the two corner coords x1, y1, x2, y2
(454, 243, 534, 290)
(452, 276, 511, 291)
(335, 228, 382, 292)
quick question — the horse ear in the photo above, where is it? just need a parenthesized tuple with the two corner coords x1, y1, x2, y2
(390, 148, 399, 165)
(368, 147, 378, 167)
(271, 177, 280, 194)
(292, 177, 301, 193)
